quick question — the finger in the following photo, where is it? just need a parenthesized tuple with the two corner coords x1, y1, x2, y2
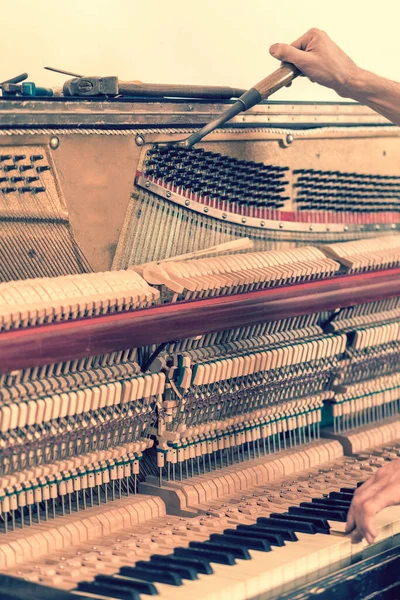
(290, 29, 316, 51)
(269, 43, 307, 67)
(345, 508, 356, 534)
(349, 495, 384, 543)
(351, 528, 364, 544)
(365, 530, 377, 545)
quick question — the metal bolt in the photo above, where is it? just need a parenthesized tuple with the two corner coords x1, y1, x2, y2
(166, 191, 171, 198)
(260, 221, 265, 227)
(50, 136, 59, 150)
(286, 133, 294, 145)
(184, 199, 190, 206)
(392, 223, 397, 229)
(375, 224, 380, 230)
(78, 79, 93, 92)
(326, 227, 330, 232)
(309, 225, 313, 231)
(344, 225, 348, 232)
(241, 217, 247, 224)
(145, 181, 151, 188)
(222, 213, 227, 219)
(204, 206, 209, 213)
(188, 105, 194, 111)
(279, 223, 283, 229)
(135, 134, 145, 146)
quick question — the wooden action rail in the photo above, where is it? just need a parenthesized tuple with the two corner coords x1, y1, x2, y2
(1, 267, 400, 374)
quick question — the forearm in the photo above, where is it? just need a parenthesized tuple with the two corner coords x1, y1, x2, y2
(341, 68, 400, 126)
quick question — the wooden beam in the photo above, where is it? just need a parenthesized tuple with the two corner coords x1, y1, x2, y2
(1, 268, 400, 374)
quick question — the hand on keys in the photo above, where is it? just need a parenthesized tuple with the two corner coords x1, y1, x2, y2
(346, 458, 400, 544)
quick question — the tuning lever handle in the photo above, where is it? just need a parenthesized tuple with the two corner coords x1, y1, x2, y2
(238, 63, 301, 110)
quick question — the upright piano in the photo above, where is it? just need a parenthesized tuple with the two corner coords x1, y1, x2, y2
(0, 96, 400, 600)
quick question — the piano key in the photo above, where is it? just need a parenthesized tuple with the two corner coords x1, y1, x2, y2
(119, 565, 183, 586)
(259, 516, 318, 534)
(77, 580, 140, 599)
(174, 546, 236, 566)
(252, 523, 299, 541)
(288, 505, 347, 522)
(150, 553, 213, 575)
(329, 491, 356, 502)
(0, 575, 86, 600)
(209, 532, 270, 553)
(94, 573, 158, 595)
(309, 498, 351, 510)
(135, 558, 198, 580)
(234, 525, 286, 546)
(197, 538, 252, 560)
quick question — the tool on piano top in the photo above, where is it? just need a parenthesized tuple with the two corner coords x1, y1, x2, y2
(0, 73, 28, 87)
(0, 71, 52, 98)
(154, 62, 300, 149)
(44, 66, 248, 99)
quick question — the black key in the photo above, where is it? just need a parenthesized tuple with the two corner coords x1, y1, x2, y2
(119, 565, 182, 586)
(328, 492, 353, 502)
(151, 553, 213, 575)
(203, 537, 252, 559)
(328, 492, 354, 502)
(310, 498, 351, 510)
(95, 574, 158, 595)
(233, 526, 285, 546)
(77, 581, 139, 600)
(288, 505, 347, 522)
(174, 546, 236, 566)
(0, 594, 38, 600)
(259, 516, 317, 534)
(135, 559, 197, 580)
(272, 513, 330, 533)
(251, 523, 298, 541)
(189, 541, 241, 562)
(0, 574, 85, 600)
(340, 487, 355, 494)
(216, 529, 271, 552)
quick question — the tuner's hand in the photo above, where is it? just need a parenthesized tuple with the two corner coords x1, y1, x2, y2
(345, 458, 400, 544)
(269, 28, 360, 98)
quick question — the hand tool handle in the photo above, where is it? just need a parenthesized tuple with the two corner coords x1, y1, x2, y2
(238, 62, 301, 110)
(118, 82, 246, 99)
(254, 62, 300, 99)
(0, 73, 28, 86)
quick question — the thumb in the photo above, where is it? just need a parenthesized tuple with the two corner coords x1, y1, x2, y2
(269, 43, 305, 67)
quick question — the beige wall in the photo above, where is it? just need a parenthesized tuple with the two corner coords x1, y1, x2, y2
(3, 0, 399, 102)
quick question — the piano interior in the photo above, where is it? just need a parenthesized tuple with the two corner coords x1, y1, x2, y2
(0, 99, 400, 600)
